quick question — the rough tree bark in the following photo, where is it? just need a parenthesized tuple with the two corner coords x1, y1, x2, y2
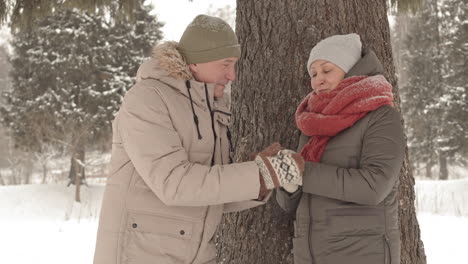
(216, 1, 426, 264)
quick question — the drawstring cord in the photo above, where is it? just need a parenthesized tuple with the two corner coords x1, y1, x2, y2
(185, 80, 202, 139)
(227, 127, 233, 164)
(184, 81, 222, 166)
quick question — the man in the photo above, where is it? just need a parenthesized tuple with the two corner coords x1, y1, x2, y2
(93, 15, 303, 264)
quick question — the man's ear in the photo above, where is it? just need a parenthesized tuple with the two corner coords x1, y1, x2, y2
(188, 64, 198, 73)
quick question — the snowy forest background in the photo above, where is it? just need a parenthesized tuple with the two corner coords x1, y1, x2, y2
(0, 0, 467, 263)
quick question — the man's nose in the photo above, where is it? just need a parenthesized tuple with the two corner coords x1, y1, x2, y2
(226, 67, 236, 82)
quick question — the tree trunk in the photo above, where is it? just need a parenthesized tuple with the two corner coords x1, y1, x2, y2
(74, 153, 81, 202)
(41, 161, 48, 184)
(68, 135, 86, 202)
(438, 153, 448, 180)
(69, 155, 76, 184)
(23, 158, 33, 184)
(10, 160, 18, 185)
(216, 1, 426, 264)
(0, 171, 4, 185)
(75, 144, 86, 202)
(425, 160, 433, 179)
(391, 12, 411, 89)
(11, 171, 17, 185)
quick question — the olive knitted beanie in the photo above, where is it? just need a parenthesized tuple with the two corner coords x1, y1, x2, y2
(179, 15, 241, 64)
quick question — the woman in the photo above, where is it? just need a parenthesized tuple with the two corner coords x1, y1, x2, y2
(276, 33, 405, 264)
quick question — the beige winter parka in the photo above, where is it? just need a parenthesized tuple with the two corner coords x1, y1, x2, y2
(276, 50, 406, 264)
(93, 42, 265, 264)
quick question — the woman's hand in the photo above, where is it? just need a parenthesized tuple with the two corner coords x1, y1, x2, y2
(255, 148, 304, 190)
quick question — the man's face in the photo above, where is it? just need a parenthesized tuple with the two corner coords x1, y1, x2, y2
(189, 57, 238, 98)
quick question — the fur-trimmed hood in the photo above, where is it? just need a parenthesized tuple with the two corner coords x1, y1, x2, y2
(135, 41, 232, 110)
(136, 41, 193, 82)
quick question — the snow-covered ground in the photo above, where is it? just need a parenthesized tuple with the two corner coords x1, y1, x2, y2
(0, 184, 104, 264)
(0, 179, 467, 264)
(415, 178, 468, 217)
(417, 213, 468, 264)
(415, 178, 468, 264)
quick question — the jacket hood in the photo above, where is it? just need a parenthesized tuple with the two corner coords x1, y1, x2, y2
(136, 41, 193, 82)
(345, 48, 384, 78)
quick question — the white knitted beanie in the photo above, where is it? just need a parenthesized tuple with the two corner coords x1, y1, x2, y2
(306, 33, 362, 75)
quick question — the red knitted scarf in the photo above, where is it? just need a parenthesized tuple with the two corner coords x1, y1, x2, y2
(295, 75, 394, 162)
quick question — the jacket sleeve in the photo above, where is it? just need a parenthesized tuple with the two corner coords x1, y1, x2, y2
(275, 187, 303, 214)
(118, 83, 261, 207)
(223, 191, 272, 213)
(302, 106, 405, 205)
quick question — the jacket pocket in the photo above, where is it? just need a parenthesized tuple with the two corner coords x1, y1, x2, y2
(121, 211, 196, 264)
(325, 208, 386, 264)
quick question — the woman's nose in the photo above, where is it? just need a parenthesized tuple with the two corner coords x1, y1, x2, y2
(316, 75, 325, 85)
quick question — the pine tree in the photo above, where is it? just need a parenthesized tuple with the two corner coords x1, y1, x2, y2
(440, 0, 468, 165)
(1, 4, 163, 193)
(110, 0, 164, 78)
(1, 0, 140, 30)
(0, 43, 11, 168)
(401, 0, 445, 178)
(400, 0, 467, 179)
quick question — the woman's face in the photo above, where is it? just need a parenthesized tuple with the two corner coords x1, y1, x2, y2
(309, 60, 346, 94)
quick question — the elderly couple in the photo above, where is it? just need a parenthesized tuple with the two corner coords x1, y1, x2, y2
(93, 14, 405, 264)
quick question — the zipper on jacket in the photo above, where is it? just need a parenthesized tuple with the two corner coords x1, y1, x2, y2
(226, 127, 233, 164)
(204, 84, 216, 166)
(213, 109, 234, 164)
(307, 196, 316, 263)
(212, 109, 232, 116)
(220, 137, 224, 165)
(383, 234, 391, 264)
